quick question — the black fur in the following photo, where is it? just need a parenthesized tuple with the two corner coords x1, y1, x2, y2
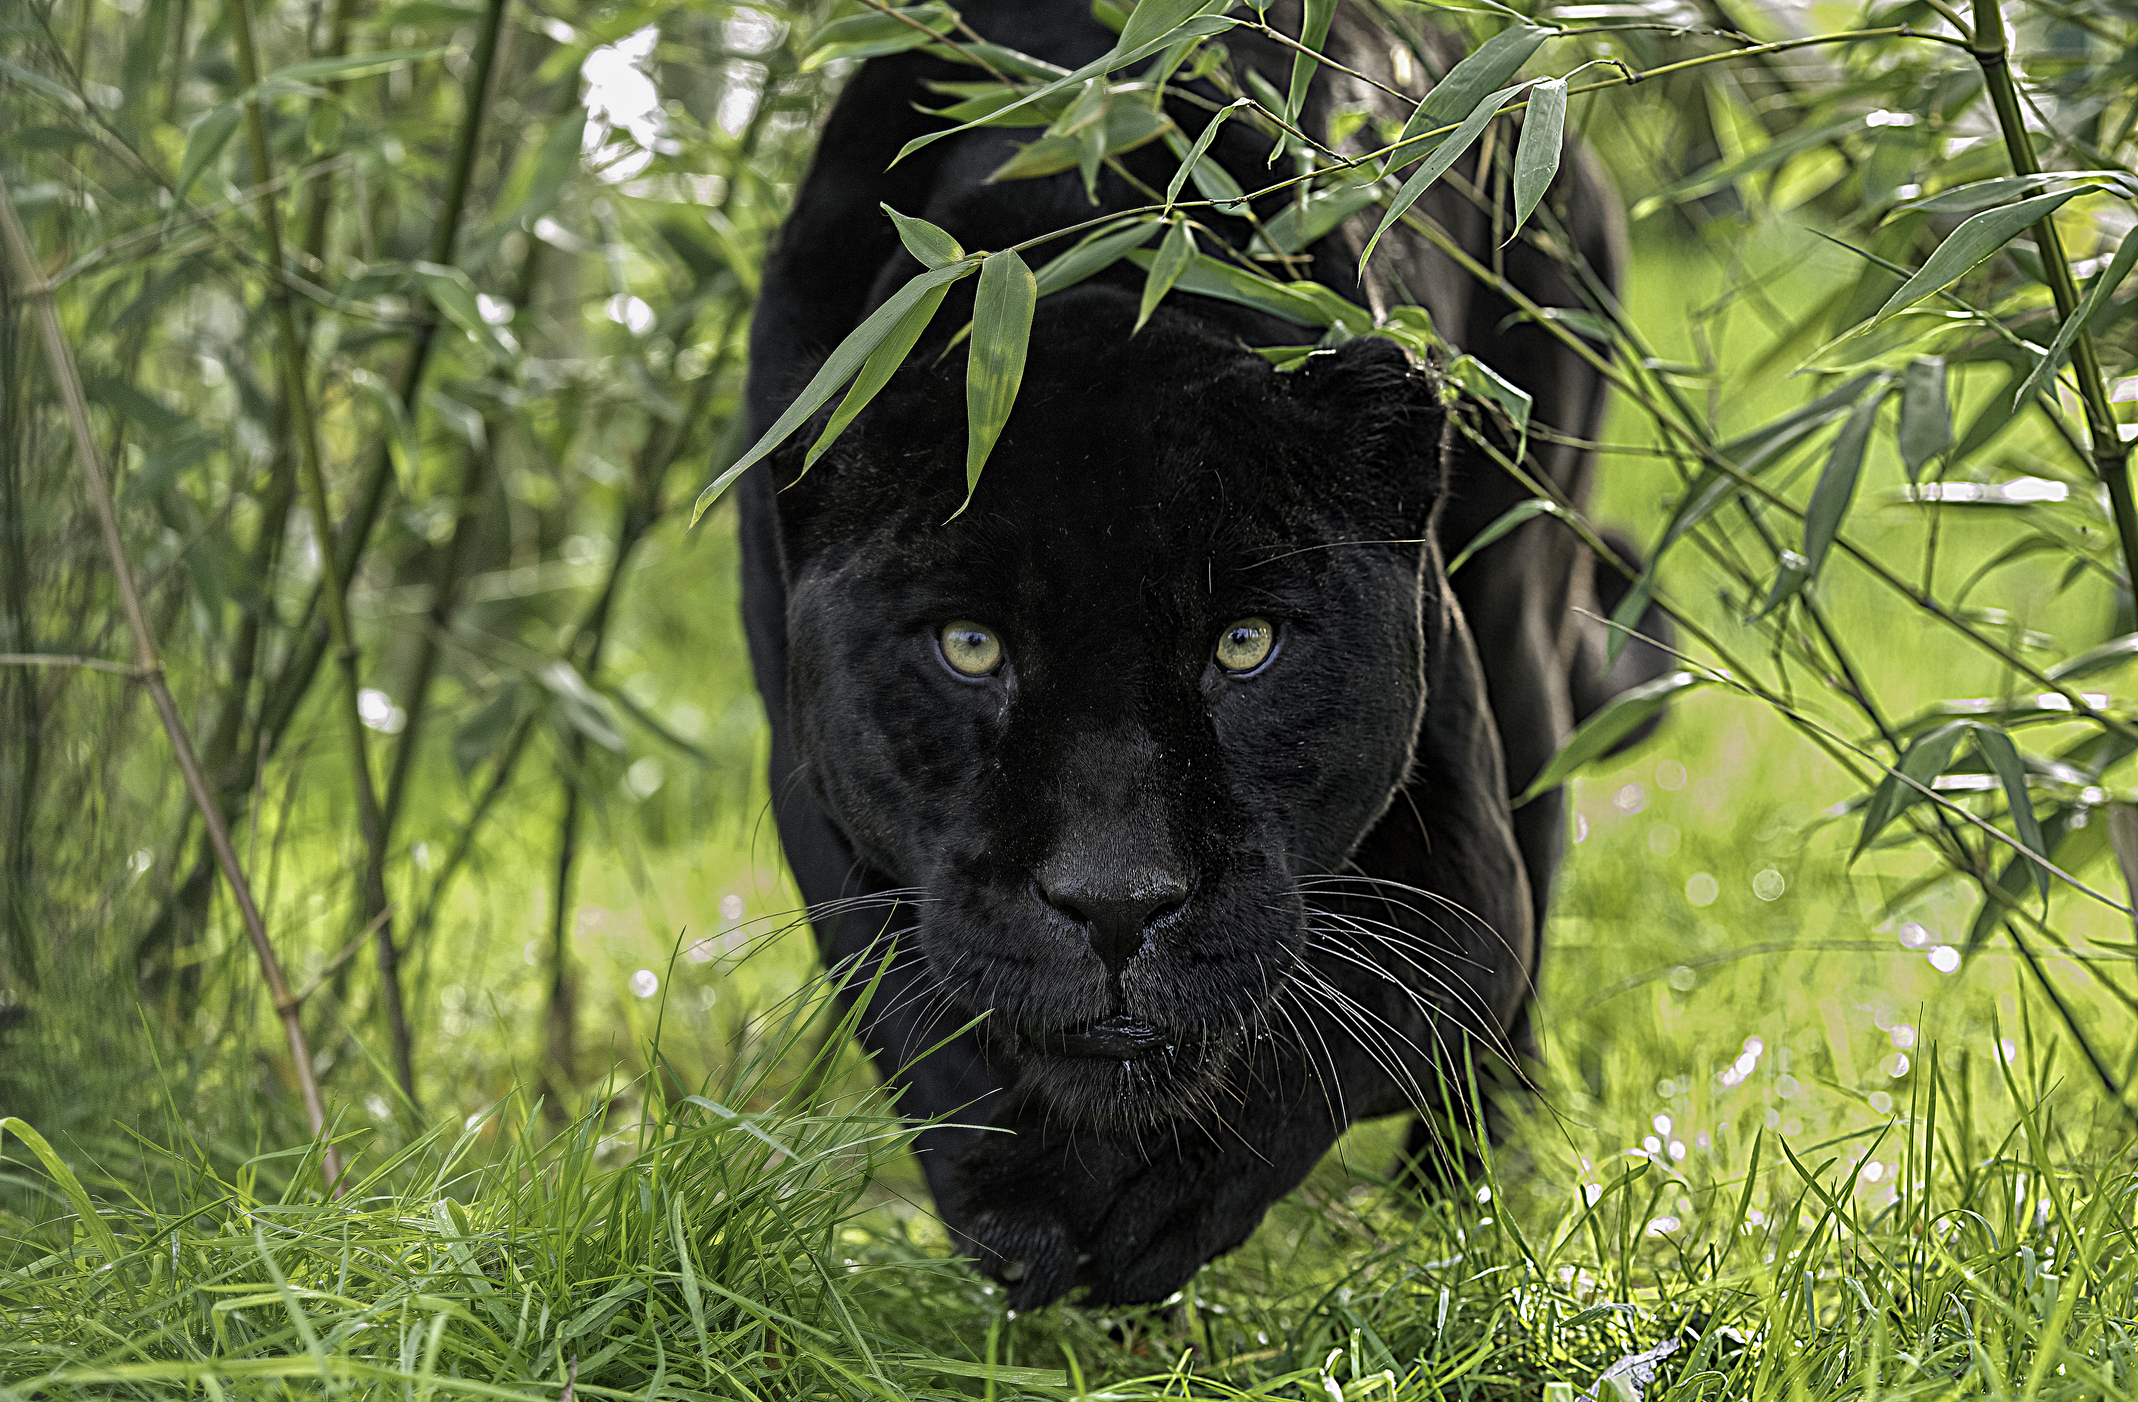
(736, 0, 1667, 1309)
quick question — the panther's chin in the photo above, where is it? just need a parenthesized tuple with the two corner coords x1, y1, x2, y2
(1011, 1019, 1246, 1129)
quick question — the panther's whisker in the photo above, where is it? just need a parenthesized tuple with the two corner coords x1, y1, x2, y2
(1286, 965, 1436, 1114)
(1305, 932, 1506, 1055)
(1304, 915, 1506, 1039)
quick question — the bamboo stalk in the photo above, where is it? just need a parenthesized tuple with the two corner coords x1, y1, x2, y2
(236, 0, 512, 889)
(0, 174, 342, 1191)
(1969, 0, 2138, 598)
(226, 0, 417, 1104)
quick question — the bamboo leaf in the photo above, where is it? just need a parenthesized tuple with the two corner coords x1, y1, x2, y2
(882, 204, 964, 268)
(2046, 631, 2138, 682)
(1256, 172, 1380, 256)
(988, 102, 1171, 181)
(1802, 390, 1882, 579)
(1163, 97, 1249, 215)
(1135, 220, 1197, 332)
(1896, 356, 1950, 482)
(692, 262, 975, 525)
(537, 661, 626, 753)
(1126, 249, 1373, 330)
(176, 104, 241, 202)
(1866, 188, 2093, 330)
(409, 262, 512, 364)
(1385, 23, 1550, 171)
(1447, 498, 1573, 574)
(959, 248, 1038, 512)
(1277, 0, 1336, 160)
(1116, 0, 1216, 55)
(2012, 229, 2138, 409)
(1031, 218, 1158, 297)
(1971, 724, 2050, 902)
(801, 3, 955, 70)
(1447, 353, 1532, 464)
(1757, 549, 1811, 617)
(1852, 721, 1967, 862)
(894, 0, 1231, 163)
(1363, 80, 1535, 269)
(1893, 170, 2125, 215)
(1, 1118, 124, 1262)
(806, 275, 954, 467)
(255, 46, 449, 94)
(1518, 671, 1697, 802)
(1508, 77, 1565, 242)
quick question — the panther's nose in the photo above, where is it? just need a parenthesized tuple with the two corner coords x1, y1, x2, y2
(1036, 864, 1189, 977)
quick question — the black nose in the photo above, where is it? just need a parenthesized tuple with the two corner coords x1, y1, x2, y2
(1036, 865, 1189, 977)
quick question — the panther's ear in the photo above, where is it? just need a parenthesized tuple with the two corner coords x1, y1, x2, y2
(1291, 335, 1448, 518)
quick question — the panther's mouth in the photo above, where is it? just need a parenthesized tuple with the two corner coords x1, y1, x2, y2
(1020, 1015, 1180, 1060)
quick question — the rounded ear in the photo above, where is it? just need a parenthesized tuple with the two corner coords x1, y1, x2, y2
(1293, 334, 1448, 513)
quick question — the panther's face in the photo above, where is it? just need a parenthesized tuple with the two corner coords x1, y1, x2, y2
(773, 288, 1447, 1129)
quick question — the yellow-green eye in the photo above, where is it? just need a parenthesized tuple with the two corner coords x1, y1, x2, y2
(939, 621, 1003, 676)
(1215, 618, 1275, 673)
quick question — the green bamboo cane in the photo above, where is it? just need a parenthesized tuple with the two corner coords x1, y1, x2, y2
(225, 0, 415, 1102)
(0, 173, 341, 1191)
(1970, 0, 2138, 597)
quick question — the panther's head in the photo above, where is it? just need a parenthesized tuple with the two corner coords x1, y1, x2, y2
(770, 286, 1451, 1129)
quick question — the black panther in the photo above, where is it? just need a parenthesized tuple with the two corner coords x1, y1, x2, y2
(735, 0, 1666, 1309)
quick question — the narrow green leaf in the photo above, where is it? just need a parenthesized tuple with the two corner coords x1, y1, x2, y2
(1256, 172, 1380, 255)
(1867, 188, 2092, 330)
(1032, 219, 1159, 297)
(2013, 229, 2138, 409)
(960, 248, 1038, 511)
(537, 660, 626, 752)
(1136, 221, 1197, 332)
(1518, 671, 1697, 802)
(692, 262, 974, 525)
(1447, 498, 1572, 575)
(1126, 249, 1372, 330)
(1894, 171, 2123, 215)
(176, 104, 241, 202)
(1971, 725, 2050, 902)
(1363, 80, 1534, 269)
(1966, 846, 2035, 951)
(1896, 356, 1950, 482)
(1852, 721, 1967, 862)
(1508, 77, 1565, 242)
(1116, 0, 1215, 56)
(1447, 353, 1532, 464)
(882, 204, 964, 268)
(1277, 0, 1336, 159)
(893, 0, 1231, 163)
(348, 367, 420, 493)
(1801, 390, 1882, 578)
(1385, 23, 1550, 171)
(989, 102, 1170, 181)
(410, 262, 512, 364)
(1757, 549, 1811, 617)
(1, 1117, 124, 1262)
(806, 276, 954, 467)
(1164, 97, 1249, 215)
(801, 3, 955, 70)
(256, 46, 448, 93)
(2046, 631, 2138, 682)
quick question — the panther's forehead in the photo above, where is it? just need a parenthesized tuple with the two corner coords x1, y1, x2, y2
(775, 286, 1441, 591)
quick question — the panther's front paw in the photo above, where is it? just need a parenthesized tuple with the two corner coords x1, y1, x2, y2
(948, 1122, 1289, 1310)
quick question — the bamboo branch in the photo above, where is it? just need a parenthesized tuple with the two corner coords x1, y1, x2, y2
(226, 0, 416, 1105)
(0, 174, 342, 1193)
(1969, 0, 2138, 601)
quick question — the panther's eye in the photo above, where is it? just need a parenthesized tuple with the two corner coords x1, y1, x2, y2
(1214, 617, 1276, 674)
(939, 621, 1004, 677)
